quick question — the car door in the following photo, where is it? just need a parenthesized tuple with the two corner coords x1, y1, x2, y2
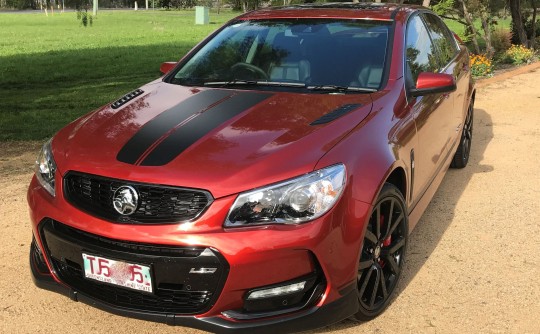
(405, 14, 455, 203)
(421, 12, 466, 145)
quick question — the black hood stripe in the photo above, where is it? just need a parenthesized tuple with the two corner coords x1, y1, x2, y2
(140, 92, 272, 166)
(117, 89, 232, 165)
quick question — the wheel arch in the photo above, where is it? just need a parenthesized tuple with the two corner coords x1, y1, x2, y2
(384, 166, 407, 203)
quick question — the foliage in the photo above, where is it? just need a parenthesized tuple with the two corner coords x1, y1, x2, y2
(3, 0, 35, 9)
(160, 0, 197, 9)
(503, 44, 535, 64)
(491, 28, 512, 55)
(76, 2, 94, 27)
(432, 0, 454, 16)
(469, 54, 493, 77)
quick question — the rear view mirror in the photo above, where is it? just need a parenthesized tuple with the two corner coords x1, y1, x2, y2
(410, 72, 456, 97)
(160, 62, 177, 75)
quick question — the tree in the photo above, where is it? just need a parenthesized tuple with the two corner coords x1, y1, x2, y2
(509, 0, 529, 46)
(475, 0, 495, 57)
(529, 0, 538, 49)
(438, 0, 481, 54)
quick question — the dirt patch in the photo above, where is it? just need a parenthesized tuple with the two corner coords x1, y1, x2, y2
(0, 141, 41, 177)
(1, 68, 540, 334)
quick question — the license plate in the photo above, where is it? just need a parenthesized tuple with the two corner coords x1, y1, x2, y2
(82, 253, 153, 293)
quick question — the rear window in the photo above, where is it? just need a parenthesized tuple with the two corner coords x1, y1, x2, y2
(170, 19, 391, 91)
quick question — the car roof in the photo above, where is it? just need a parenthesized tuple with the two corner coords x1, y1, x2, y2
(238, 2, 423, 21)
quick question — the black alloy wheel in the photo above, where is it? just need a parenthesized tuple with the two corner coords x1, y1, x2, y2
(352, 183, 408, 321)
(451, 101, 474, 168)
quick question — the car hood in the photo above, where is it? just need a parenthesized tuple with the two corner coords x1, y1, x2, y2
(54, 82, 373, 199)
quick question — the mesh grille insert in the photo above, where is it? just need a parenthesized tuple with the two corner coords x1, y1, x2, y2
(63, 171, 212, 224)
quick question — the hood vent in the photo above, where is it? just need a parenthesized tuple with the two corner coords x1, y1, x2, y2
(310, 104, 363, 125)
(111, 89, 144, 109)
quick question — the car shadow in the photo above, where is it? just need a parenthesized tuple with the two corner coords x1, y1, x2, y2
(307, 107, 494, 332)
(0, 42, 196, 140)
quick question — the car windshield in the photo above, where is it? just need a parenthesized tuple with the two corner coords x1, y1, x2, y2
(170, 19, 391, 92)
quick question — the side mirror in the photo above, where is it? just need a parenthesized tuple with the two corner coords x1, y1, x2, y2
(160, 61, 177, 75)
(410, 72, 456, 97)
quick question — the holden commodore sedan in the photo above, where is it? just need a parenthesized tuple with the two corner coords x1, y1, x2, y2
(28, 3, 474, 333)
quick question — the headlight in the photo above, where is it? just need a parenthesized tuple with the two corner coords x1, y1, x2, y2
(35, 139, 57, 197)
(225, 164, 346, 227)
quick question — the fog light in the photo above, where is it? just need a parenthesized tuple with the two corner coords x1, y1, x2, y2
(222, 273, 324, 319)
(247, 281, 306, 300)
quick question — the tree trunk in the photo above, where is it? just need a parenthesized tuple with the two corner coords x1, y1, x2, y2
(423, 0, 431, 7)
(531, 0, 538, 49)
(457, 0, 481, 54)
(509, 0, 528, 46)
(479, 7, 494, 57)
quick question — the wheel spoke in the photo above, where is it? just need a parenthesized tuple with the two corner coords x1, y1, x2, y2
(387, 212, 403, 237)
(385, 254, 400, 275)
(375, 204, 381, 238)
(359, 267, 374, 297)
(379, 269, 388, 299)
(369, 267, 381, 307)
(389, 237, 405, 254)
(364, 230, 378, 245)
(359, 259, 373, 271)
(384, 199, 394, 238)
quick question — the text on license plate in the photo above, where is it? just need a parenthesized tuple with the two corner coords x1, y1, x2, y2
(82, 253, 153, 293)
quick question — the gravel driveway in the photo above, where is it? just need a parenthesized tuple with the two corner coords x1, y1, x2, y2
(1, 65, 539, 334)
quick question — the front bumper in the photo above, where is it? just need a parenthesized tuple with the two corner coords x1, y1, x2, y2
(28, 175, 370, 332)
(31, 239, 358, 333)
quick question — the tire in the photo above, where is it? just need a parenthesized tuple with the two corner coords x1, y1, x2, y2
(351, 183, 408, 321)
(451, 101, 474, 169)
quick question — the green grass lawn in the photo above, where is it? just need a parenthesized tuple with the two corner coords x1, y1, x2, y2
(0, 9, 238, 141)
(0, 11, 513, 141)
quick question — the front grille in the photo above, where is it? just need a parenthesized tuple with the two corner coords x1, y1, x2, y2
(40, 220, 229, 314)
(63, 171, 212, 224)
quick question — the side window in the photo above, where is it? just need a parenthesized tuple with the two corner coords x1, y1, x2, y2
(422, 13, 459, 67)
(405, 15, 439, 85)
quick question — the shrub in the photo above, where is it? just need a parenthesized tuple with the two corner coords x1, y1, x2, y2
(469, 54, 493, 78)
(504, 44, 534, 65)
(491, 28, 512, 55)
(76, 6, 94, 27)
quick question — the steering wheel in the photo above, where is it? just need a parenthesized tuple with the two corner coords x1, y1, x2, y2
(231, 62, 268, 80)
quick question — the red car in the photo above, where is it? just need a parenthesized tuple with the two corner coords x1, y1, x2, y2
(28, 3, 474, 333)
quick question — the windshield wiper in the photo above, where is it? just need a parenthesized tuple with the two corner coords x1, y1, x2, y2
(204, 79, 306, 88)
(307, 85, 376, 93)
